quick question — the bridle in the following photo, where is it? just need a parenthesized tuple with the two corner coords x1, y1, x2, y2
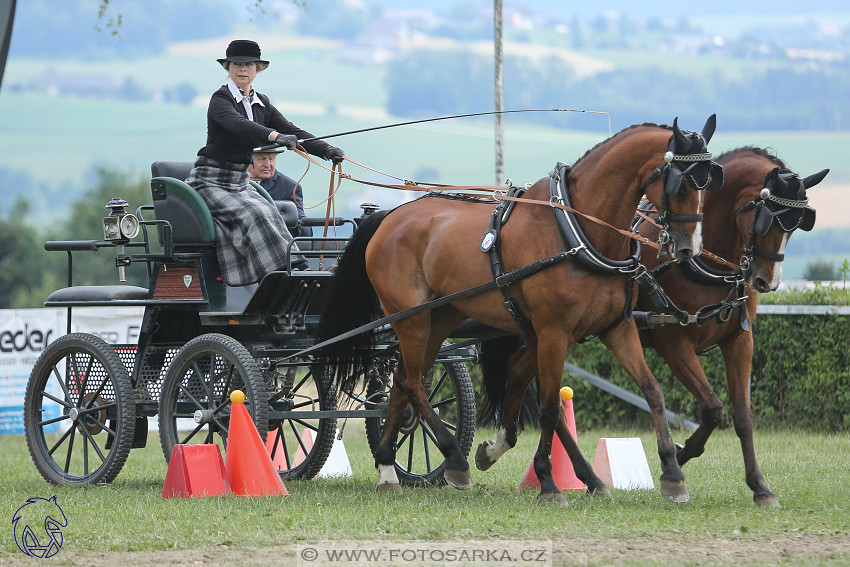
(640, 127, 723, 250)
(734, 168, 815, 280)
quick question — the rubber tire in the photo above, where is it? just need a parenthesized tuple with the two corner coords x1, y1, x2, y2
(158, 333, 269, 462)
(24, 333, 136, 486)
(265, 358, 337, 481)
(365, 355, 476, 487)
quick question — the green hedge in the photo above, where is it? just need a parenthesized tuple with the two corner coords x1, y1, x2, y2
(561, 309, 850, 432)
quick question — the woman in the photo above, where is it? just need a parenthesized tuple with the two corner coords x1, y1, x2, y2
(186, 39, 345, 285)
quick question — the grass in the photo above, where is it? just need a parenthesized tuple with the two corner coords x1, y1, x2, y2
(2, 424, 849, 565)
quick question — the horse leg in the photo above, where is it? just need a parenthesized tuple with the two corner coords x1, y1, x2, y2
(393, 316, 472, 489)
(373, 379, 409, 493)
(531, 335, 572, 505)
(601, 322, 688, 503)
(475, 340, 536, 471)
(553, 412, 610, 496)
(653, 341, 723, 466)
(720, 331, 779, 507)
(473, 339, 610, 497)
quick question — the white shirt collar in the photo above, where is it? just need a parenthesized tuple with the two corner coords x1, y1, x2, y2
(227, 77, 265, 106)
(227, 77, 265, 122)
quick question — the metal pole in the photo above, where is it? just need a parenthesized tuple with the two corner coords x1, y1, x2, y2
(493, 0, 504, 186)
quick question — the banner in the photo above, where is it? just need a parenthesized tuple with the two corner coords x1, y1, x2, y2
(0, 307, 144, 435)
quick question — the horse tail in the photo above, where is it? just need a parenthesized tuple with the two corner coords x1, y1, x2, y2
(476, 335, 540, 430)
(315, 210, 389, 397)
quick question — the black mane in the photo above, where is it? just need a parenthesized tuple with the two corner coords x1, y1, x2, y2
(716, 146, 787, 168)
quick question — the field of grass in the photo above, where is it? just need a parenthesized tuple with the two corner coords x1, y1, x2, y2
(3, 42, 850, 280)
(2, 424, 849, 566)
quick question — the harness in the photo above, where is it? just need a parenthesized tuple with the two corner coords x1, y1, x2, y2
(481, 163, 697, 344)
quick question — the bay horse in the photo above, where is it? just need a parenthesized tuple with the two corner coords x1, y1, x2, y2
(317, 116, 721, 504)
(633, 147, 828, 506)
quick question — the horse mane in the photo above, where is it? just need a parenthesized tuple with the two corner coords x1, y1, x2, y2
(715, 146, 787, 168)
(572, 122, 670, 169)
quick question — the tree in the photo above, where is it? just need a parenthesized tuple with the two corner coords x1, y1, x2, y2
(804, 259, 839, 281)
(0, 198, 46, 308)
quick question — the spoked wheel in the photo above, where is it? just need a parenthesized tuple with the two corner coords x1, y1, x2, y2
(158, 334, 269, 462)
(24, 333, 135, 486)
(365, 353, 476, 486)
(265, 357, 337, 481)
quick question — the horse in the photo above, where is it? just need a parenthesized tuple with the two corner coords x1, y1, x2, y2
(317, 116, 722, 504)
(632, 147, 828, 506)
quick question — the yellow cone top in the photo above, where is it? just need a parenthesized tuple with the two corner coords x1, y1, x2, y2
(230, 390, 246, 404)
(560, 386, 573, 401)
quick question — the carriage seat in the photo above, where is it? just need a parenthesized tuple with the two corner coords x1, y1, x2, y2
(46, 285, 150, 305)
(150, 161, 300, 250)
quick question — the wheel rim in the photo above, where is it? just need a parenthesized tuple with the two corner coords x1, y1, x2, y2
(159, 334, 268, 461)
(366, 356, 475, 486)
(25, 334, 134, 485)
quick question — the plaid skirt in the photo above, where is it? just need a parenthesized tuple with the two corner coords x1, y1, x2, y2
(186, 157, 302, 286)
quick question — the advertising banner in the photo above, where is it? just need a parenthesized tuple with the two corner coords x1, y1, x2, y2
(0, 307, 144, 435)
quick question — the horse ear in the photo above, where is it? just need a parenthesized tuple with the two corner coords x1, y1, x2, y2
(701, 114, 717, 144)
(803, 168, 830, 189)
(672, 117, 688, 149)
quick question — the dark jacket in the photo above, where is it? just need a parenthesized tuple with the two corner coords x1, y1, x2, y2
(198, 85, 331, 165)
(260, 171, 313, 237)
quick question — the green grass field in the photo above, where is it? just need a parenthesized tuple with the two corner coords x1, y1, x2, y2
(2, 424, 849, 566)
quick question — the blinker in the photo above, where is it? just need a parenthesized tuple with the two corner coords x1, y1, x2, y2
(663, 166, 683, 196)
(705, 163, 723, 191)
(753, 206, 773, 235)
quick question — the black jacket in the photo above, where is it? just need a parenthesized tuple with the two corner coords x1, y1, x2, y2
(197, 85, 331, 165)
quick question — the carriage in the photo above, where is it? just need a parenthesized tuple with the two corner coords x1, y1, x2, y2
(23, 159, 481, 488)
(24, 117, 822, 506)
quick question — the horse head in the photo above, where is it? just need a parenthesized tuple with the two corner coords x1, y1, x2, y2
(735, 163, 828, 292)
(642, 114, 723, 262)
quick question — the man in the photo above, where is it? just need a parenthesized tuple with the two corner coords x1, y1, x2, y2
(248, 150, 313, 237)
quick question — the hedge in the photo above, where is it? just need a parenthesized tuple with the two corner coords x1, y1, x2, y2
(561, 306, 850, 432)
(465, 285, 849, 432)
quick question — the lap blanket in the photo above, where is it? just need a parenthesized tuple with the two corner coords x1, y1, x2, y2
(186, 157, 302, 286)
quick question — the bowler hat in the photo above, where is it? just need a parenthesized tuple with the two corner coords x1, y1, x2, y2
(217, 40, 269, 66)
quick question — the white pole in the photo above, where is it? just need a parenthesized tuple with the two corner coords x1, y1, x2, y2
(493, 0, 504, 186)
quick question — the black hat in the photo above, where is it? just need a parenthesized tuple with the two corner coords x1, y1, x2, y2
(217, 40, 269, 66)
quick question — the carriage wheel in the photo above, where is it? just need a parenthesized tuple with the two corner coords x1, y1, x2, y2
(158, 334, 269, 462)
(364, 354, 476, 487)
(24, 333, 136, 486)
(265, 357, 337, 481)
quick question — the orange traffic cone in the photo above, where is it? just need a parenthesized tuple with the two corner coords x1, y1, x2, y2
(162, 444, 231, 498)
(518, 386, 585, 492)
(225, 390, 290, 497)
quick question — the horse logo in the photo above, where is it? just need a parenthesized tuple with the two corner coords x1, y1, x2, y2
(183, 274, 193, 288)
(12, 496, 68, 558)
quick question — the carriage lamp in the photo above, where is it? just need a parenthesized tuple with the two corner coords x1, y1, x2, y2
(102, 198, 140, 282)
(102, 198, 140, 241)
(360, 202, 379, 217)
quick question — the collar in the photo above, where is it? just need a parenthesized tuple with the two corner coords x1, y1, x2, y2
(226, 78, 265, 107)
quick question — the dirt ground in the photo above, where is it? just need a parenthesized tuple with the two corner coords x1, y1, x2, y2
(4, 534, 849, 567)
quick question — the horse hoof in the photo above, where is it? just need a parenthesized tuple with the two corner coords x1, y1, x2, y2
(376, 482, 403, 494)
(444, 468, 473, 490)
(660, 479, 689, 503)
(475, 442, 497, 471)
(588, 484, 611, 498)
(754, 492, 780, 508)
(537, 491, 567, 506)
